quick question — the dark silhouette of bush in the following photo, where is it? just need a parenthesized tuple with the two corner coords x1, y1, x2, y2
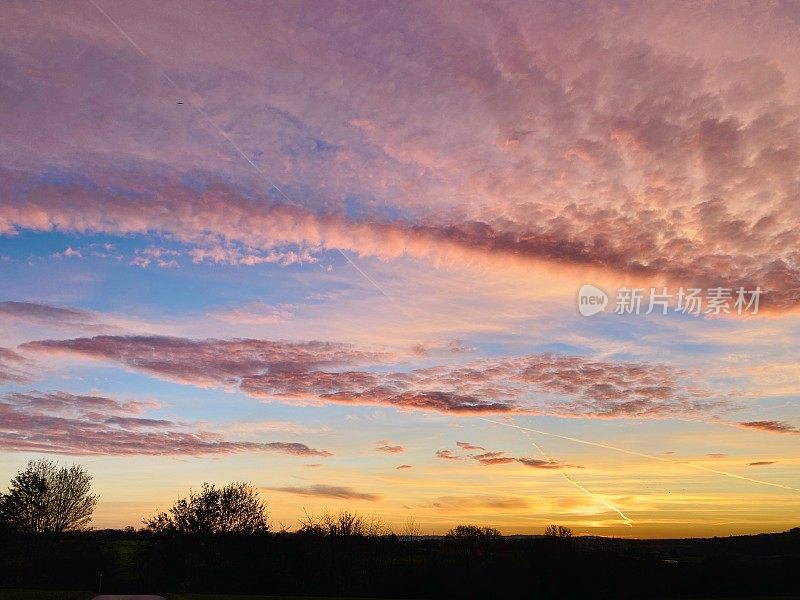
(144, 482, 268, 534)
(445, 524, 502, 540)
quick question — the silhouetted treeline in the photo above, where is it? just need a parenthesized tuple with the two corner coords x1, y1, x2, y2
(1, 526, 798, 598)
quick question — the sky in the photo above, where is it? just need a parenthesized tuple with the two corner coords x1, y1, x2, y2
(0, 0, 799, 538)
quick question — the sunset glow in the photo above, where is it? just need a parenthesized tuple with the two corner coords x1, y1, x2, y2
(1, 0, 799, 539)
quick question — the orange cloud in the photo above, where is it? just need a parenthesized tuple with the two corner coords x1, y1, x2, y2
(267, 485, 381, 502)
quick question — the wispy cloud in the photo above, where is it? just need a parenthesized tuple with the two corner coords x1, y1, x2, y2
(23, 335, 390, 388)
(210, 301, 294, 325)
(50, 247, 82, 259)
(739, 421, 799, 434)
(463, 447, 577, 469)
(0, 301, 101, 328)
(471, 451, 517, 466)
(429, 496, 529, 510)
(456, 441, 485, 451)
(0, 348, 34, 384)
(435, 449, 462, 461)
(266, 484, 381, 501)
(0, 390, 332, 457)
(23, 336, 730, 421)
(374, 440, 405, 454)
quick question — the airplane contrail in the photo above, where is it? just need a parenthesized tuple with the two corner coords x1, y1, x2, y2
(523, 426, 633, 526)
(480, 417, 800, 492)
(337, 250, 411, 317)
(86, 0, 408, 316)
(561, 474, 633, 527)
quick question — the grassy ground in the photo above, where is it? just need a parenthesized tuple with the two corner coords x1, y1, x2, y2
(165, 595, 388, 600)
(0, 593, 389, 600)
(0, 592, 94, 600)
(3, 592, 793, 600)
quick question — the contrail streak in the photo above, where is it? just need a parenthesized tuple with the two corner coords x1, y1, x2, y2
(562, 474, 633, 526)
(87, 0, 407, 315)
(338, 250, 411, 318)
(480, 417, 800, 492)
(523, 426, 633, 526)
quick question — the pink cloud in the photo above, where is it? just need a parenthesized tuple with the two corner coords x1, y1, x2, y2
(0, 301, 100, 328)
(469, 449, 577, 469)
(1, 3, 800, 311)
(0, 390, 332, 457)
(516, 457, 573, 469)
(23, 336, 728, 421)
(0, 3, 800, 310)
(471, 451, 517, 466)
(245, 354, 723, 419)
(739, 420, 799, 434)
(22, 335, 390, 387)
(0, 348, 33, 384)
(374, 440, 404, 454)
(435, 449, 462, 461)
(4, 172, 798, 312)
(456, 441, 485, 451)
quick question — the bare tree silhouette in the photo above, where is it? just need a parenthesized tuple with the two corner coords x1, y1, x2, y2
(544, 524, 574, 538)
(299, 509, 386, 537)
(0, 459, 98, 533)
(400, 517, 421, 542)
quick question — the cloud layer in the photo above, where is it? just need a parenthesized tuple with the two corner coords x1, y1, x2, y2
(2, 2, 800, 310)
(0, 301, 103, 329)
(0, 390, 331, 456)
(23, 335, 724, 421)
(23, 335, 389, 387)
(0, 348, 33, 384)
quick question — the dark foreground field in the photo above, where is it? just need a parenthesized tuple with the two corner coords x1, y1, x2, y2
(1, 528, 798, 599)
(0, 593, 390, 600)
(0, 595, 796, 600)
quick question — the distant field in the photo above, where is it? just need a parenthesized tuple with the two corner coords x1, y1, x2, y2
(0, 593, 391, 600)
(166, 595, 390, 600)
(0, 591, 94, 600)
(164, 596, 800, 600)
(2, 592, 794, 600)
